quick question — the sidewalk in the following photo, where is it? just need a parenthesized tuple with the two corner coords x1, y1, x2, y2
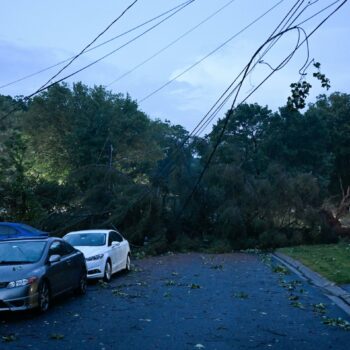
(273, 252, 350, 316)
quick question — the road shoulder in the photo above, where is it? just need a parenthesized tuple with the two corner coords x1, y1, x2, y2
(273, 252, 350, 316)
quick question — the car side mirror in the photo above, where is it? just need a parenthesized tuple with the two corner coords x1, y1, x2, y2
(49, 254, 61, 264)
(112, 241, 120, 247)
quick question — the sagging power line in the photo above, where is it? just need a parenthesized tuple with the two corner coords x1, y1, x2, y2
(0, 0, 196, 122)
(36, 0, 139, 93)
(100, 0, 346, 229)
(106, 0, 238, 87)
(178, 0, 347, 216)
(138, 0, 286, 103)
(0, 0, 194, 90)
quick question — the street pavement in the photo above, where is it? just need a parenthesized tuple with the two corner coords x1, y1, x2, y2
(1, 253, 350, 349)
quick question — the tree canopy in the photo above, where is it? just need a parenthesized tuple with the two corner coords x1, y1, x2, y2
(1, 83, 349, 251)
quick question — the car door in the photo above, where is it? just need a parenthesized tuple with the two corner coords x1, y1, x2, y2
(46, 241, 74, 295)
(108, 231, 123, 272)
(114, 231, 127, 270)
(61, 241, 83, 287)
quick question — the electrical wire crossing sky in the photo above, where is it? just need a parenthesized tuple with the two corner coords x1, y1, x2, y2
(0, 0, 349, 131)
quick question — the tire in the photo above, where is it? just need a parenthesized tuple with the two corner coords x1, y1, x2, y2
(75, 272, 87, 295)
(125, 254, 131, 272)
(38, 280, 50, 313)
(103, 260, 112, 282)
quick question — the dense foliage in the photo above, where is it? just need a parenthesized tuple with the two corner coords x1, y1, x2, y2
(1, 83, 349, 251)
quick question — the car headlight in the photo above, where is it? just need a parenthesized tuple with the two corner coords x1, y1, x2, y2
(86, 254, 104, 261)
(7, 277, 37, 288)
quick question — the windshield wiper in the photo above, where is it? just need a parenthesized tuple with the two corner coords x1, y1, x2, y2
(0, 260, 31, 265)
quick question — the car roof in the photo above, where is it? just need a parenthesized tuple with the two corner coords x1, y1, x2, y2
(0, 236, 56, 243)
(0, 222, 46, 232)
(0, 222, 23, 226)
(66, 229, 113, 235)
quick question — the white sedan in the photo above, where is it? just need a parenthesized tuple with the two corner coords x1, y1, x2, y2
(63, 230, 131, 282)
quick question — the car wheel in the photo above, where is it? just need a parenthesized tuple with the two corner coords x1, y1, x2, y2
(103, 260, 112, 282)
(38, 281, 50, 313)
(75, 272, 87, 295)
(125, 254, 131, 271)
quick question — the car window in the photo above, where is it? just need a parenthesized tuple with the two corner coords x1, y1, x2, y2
(63, 241, 75, 254)
(0, 226, 17, 235)
(108, 232, 115, 246)
(49, 241, 71, 257)
(115, 232, 123, 242)
(108, 231, 123, 245)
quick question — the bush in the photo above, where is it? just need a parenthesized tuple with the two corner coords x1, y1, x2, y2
(289, 231, 304, 246)
(171, 235, 201, 252)
(203, 239, 233, 253)
(258, 230, 288, 249)
(144, 238, 169, 256)
(238, 237, 259, 250)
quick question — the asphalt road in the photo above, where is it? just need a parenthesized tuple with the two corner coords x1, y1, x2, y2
(1, 253, 350, 350)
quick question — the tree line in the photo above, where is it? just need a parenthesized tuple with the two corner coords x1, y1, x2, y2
(1, 82, 349, 252)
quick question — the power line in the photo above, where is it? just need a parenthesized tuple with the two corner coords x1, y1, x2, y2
(36, 0, 139, 93)
(140, 0, 305, 143)
(191, 0, 308, 137)
(11, 0, 347, 234)
(180, 28, 304, 213)
(61, 0, 347, 233)
(106, 0, 238, 87)
(0, 0, 196, 122)
(153, 0, 309, 177)
(163, 0, 326, 210)
(97, 0, 303, 227)
(26, 0, 196, 99)
(149, 0, 340, 144)
(46, 0, 346, 234)
(138, 0, 340, 106)
(0, 0, 193, 90)
(159, 0, 342, 189)
(194, 0, 342, 137)
(178, 0, 347, 216)
(138, 0, 286, 103)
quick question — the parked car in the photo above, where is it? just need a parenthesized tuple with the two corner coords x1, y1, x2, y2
(0, 222, 48, 241)
(63, 230, 131, 282)
(0, 237, 87, 312)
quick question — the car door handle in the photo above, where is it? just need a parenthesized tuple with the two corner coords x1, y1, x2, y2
(66, 260, 72, 265)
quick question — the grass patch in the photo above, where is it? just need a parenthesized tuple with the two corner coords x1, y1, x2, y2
(279, 243, 350, 284)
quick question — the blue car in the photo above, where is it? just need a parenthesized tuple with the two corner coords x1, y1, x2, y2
(0, 223, 48, 241)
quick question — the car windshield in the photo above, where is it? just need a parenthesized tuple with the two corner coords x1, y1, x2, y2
(65, 233, 106, 247)
(0, 241, 46, 264)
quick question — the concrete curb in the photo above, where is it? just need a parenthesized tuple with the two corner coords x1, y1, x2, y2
(272, 252, 350, 316)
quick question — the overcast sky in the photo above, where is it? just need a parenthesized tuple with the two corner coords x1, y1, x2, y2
(0, 0, 349, 132)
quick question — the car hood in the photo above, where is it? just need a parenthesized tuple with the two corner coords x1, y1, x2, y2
(0, 263, 40, 283)
(74, 246, 106, 258)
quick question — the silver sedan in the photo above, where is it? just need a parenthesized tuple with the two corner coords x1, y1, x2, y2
(0, 237, 87, 312)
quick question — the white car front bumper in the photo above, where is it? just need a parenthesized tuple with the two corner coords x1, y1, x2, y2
(86, 259, 105, 279)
